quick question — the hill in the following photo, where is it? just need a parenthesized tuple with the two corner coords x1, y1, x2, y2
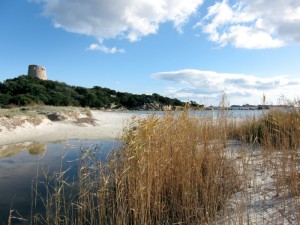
(0, 75, 201, 110)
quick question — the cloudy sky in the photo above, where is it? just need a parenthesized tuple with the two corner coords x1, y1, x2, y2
(1, 0, 300, 105)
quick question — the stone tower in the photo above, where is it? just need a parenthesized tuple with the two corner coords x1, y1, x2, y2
(28, 65, 47, 80)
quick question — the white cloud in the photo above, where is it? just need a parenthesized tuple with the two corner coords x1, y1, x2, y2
(34, 0, 203, 47)
(87, 42, 125, 54)
(200, 0, 300, 49)
(152, 69, 300, 105)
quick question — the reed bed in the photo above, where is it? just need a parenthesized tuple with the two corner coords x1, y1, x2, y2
(9, 106, 300, 224)
(99, 111, 239, 225)
(234, 108, 300, 150)
(232, 107, 300, 197)
(24, 110, 238, 225)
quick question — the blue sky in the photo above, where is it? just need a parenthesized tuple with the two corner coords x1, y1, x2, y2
(1, 0, 300, 106)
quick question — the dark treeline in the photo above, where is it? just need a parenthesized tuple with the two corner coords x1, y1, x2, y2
(0, 75, 199, 109)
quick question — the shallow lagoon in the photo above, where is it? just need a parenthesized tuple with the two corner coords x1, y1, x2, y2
(0, 139, 120, 224)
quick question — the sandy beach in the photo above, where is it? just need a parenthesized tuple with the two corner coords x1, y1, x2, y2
(0, 110, 141, 146)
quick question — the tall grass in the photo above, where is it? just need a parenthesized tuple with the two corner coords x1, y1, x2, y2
(99, 111, 239, 225)
(10, 105, 300, 224)
(26, 110, 239, 225)
(30, 146, 103, 225)
(235, 108, 300, 150)
(233, 107, 300, 197)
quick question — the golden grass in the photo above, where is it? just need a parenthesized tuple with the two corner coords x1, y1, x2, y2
(232, 107, 300, 197)
(8, 105, 300, 224)
(24, 110, 239, 225)
(98, 111, 239, 225)
(234, 108, 300, 150)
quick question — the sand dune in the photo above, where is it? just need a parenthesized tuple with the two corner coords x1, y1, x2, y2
(0, 110, 140, 146)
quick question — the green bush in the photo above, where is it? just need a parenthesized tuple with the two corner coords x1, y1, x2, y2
(0, 75, 190, 109)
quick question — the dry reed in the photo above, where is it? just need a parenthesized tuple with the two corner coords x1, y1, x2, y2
(11, 105, 300, 224)
(97, 110, 239, 225)
(25, 110, 239, 225)
(232, 107, 300, 198)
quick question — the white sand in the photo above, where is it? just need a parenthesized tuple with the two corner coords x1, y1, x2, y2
(0, 111, 142, 146)
(214, 141, 300, 224)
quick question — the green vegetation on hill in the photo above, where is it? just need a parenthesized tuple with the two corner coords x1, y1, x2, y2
(0, 75, 199, 109)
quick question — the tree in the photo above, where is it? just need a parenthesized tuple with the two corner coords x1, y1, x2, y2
(0, 93, 12, 107)
(0, 75, 186, 109)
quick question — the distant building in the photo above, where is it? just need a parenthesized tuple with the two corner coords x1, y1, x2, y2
(28, 65, 47, 80)
(269, 105, 294, 111)
(229, 104, 258, 110)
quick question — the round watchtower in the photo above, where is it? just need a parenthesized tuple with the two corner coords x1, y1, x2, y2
(28, 65, 47, 80)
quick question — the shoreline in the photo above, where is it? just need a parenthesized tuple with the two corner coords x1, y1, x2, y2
(0, 110, 141, 146)
(0, 106, 267, 146)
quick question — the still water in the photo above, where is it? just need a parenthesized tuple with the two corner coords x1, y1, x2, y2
(124, 109, 267, 119)
(0, 140, 120, 224)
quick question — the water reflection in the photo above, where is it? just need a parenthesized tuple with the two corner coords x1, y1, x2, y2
(0, 143, 46, 158)
(0, 140, 119, 224)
